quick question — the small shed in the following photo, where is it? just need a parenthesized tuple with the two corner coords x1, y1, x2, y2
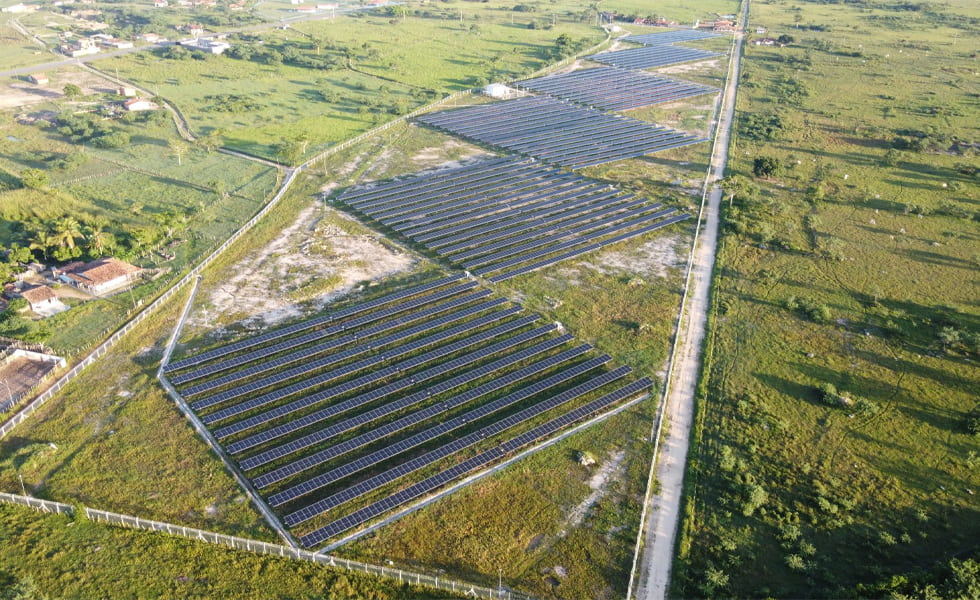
(28, 73, 49, 85)
(19, 285, 68, 316)
(118, 86, 137, 97)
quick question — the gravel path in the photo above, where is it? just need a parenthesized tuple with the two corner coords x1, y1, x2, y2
(632, 5, 749, 599)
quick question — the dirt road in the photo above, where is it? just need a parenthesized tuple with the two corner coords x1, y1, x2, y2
(632, 3, 748, 599)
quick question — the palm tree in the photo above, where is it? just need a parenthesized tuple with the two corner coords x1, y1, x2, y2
(85, 220, 112, 256)
(29, 229, 53, 260)
(53, 216, 85, 251)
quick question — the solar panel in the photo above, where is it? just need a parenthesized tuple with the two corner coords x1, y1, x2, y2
(283, 364, 631, 525)
(210, 309, 529, 437)
(191, 297, 508, 412)
(249, 336, 585, 487)
(166, 274, 465, 372)
(489, 213, 691, 282)
(172, 283, 482, 387)
(299, 377, 652, 546)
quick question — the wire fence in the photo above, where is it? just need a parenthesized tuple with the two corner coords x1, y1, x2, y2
(0, 492, 530, 600)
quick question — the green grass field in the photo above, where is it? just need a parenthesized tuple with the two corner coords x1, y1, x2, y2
(673, 0, 980, 597)
(0, 503, 459, 599)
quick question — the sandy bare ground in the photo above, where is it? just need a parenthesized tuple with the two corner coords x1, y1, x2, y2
(585, 234, 683, 280)
(0, 68, 117, 111)
(656, 58, 721, 76)
(563, 450, 626, 532)
(190, 202, 415, 333)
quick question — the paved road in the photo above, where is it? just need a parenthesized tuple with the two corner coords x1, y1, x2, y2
(633, 2, 748, 599)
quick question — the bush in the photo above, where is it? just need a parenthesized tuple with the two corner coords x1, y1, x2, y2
(19, 168, 48, 189)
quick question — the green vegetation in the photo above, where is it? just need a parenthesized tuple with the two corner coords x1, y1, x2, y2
(674, 0, 980, 597)
(0, 84, 277, 352)
(0, 504, 459, 600)
(99, 13, 601, 160)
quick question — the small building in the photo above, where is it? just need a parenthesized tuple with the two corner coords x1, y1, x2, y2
(123, 97, 158, 111)
(58, 258, 142, 295)
(752, 37, 777, 46)
(28, 73, 49, 85)
(179, 37, 230, 54)
(317, 2, 337, 9)
(118, 86, 137, 97)
(483, 83, 513, 98)
(141, 32, 163, 43)
(153, 0, 168, 6)
(103, 38, 134, 48)
(294, 5, 316, 12)
(2, 3, 38, 13)
(61, 39, 99, 57)
(19, 285, 68, 316)
(755, 26, 767, 34)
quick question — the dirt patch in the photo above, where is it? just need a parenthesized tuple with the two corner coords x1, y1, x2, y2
(656, 58, 721, 75)
(562, 450, 626, 532)
(584, 233, 684, 279)
(410, 139, 487, 169)
(1, 69, 117, 111)
(193, 202, 415, 331)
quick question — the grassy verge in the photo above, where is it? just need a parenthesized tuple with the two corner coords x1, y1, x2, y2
(673, 0, 980, 597)
(0, 504, 459, 599)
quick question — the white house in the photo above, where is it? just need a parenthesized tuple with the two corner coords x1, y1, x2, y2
(483, 83, 513, 98)
(58, 258, 142, 294)
(123, 97, 158, 111)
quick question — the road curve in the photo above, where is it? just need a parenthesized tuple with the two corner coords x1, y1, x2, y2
(632, 2, 748, 599)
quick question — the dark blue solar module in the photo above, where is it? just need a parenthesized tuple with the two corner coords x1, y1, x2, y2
(284, 365, 632, 525)
(416, 96, 704, 170)
(245, 338, 589, 480)
(516, 67, 717, 112)
(166, 274, 465, 372)
(623, 30, 721, 45)
(298, 376, 653, 545)
(586, 45, 720, 70)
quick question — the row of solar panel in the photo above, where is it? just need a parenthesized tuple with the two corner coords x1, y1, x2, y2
(191, 298, 509, 412)
(246, 337, 589, 481)
(516, 67, 716, 112)
(268, 350, 615, 508)
(166, 274, 466, 372)
(221, 317, 559, 456)
(417, 96, 704, 169)
(298, 377, 653, 546)
(210, 311, 532, 438)
(489, 213, 692, 283)
(623, 30, 720, 45)
(175, 282, 483, 387)
(284, 365, 633, 526)
(587, 45, 720, 70)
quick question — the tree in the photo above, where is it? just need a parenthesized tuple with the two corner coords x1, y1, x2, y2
(6, 244, 33, 264)
(938, 326, 961, 351)
(777, 34, 795, 44)
(20, 168, 48, 189)
(168, 138, 189, 166)
(85, 220, 116, 256)
(29, 230, 53, 260)
(753, 156, 782, 178)
(555, 33, 575, 57)
(62, 83, 82, 99)
(52, 216, 84, 251)
(195, 129, 223, 154)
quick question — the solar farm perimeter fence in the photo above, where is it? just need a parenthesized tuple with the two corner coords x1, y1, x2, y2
(0, 491, 533, 600)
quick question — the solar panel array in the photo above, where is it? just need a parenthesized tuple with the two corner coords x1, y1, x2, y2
(623, 30, 721, 45)
(586, 45, 721, 70)
(167, 276, 651, 546)
(334, 156, 690, 282)
(516, 67, 717, 112)
(416, 96, 705, 169)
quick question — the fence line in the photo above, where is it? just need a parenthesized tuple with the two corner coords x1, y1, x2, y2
(0, 491, 74, 516)
(84, 506, 529, 599)
(0, 491, 527, 598)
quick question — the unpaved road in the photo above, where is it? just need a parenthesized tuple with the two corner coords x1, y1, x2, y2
(633, 3, 749, 599)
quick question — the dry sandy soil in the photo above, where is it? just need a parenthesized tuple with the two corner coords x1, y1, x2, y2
(584, 233, 685, 280)
(190, 202, 415, 333)
(1, 68, 117, 111)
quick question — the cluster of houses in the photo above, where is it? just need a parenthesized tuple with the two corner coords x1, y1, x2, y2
(8, 258, 143, 317)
